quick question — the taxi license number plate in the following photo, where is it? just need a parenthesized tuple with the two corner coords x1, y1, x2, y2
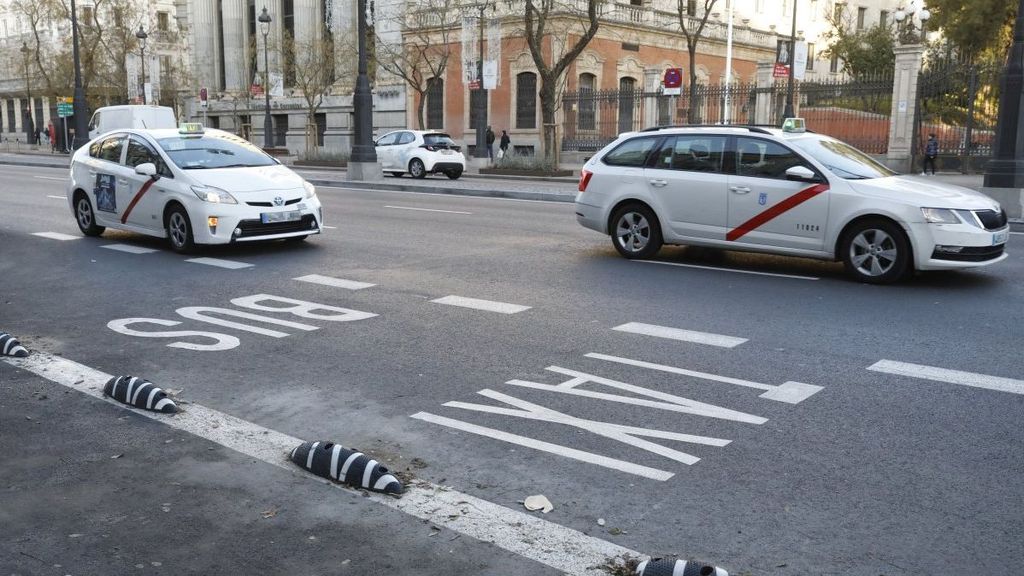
(441, 149, 453, 155)
(992, 229, 1009, 246)
(261, 211, 301, 224)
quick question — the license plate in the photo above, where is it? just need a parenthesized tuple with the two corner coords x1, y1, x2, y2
(441, 149, 453, 155)
(261, 211, 301, 224)
(992, 229, 1009, 245)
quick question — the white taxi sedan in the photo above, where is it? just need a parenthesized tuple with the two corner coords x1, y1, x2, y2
(67, 124, 323, 252)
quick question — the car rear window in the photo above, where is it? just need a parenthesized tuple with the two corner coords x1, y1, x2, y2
(602, 136, 659, 167)
(424, 134, 457, 147)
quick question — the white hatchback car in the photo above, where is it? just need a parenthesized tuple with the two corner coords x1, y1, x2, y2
(575, 123, 1010, 283)
(67, 124, 323, 253)
(375, 130, 466, 179)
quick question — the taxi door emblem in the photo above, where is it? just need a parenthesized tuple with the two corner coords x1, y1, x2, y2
(273, 196, 284, 206)
(758, 192, 767, 206)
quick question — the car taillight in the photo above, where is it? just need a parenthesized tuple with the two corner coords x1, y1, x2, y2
(578, 169, 593, 193)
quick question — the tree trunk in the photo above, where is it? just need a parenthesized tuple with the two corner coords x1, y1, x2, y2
(539, 79, 558, 165)
(306, 110, 316, 154)
(416, 89, 426, 130)
(687, 42, 698, 124)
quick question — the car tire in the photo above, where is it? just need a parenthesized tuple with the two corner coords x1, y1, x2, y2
(610, 203, 662, 260)
(389, 172, 403, 178)
(74, 192, 105, 237)
(409, 158, 427, 179)
(446, 167, 463, 180)
(166, 205, 196, 254)
(841, 218, 912, 284)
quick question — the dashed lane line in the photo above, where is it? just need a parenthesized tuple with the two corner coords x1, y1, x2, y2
(2, 352, 639, 575)
(431, 295, 531, 314)
(34, 175, 66, 181)
(31, 231, 79, 241)
(613, 322, 748, 348)
(47, 195, 66, 199)
(185, 257, 254, 269)
(868, 359, 1024, 396)
(383, 205, 473, 215)
(636, 259, 820, 280)
(294, 274, 376, 290)
(101, 243, 160, 254)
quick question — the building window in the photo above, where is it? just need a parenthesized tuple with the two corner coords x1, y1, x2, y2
(81, 6, 93, 24)
(217, 0, 226, 90)
(273, 114, 288, 146)
(157, 11, 169, 32)
(834, 2, 843, 21)
(880, 10, 889, 27)
(686, 0, 696, 16)
(516, 72, 537, 130)
(811, 0, 818, 20)
(857, 7, 866, 29)
(618, 77, 636, 134)
(830, 53, 839, 73)
(321, 0, 336, 84)
(426, 77, 443, 129)
(315, 113, 326, 146)
(6, 99, 14, 133)
(806, 43, 815, 71)
(578, 73, 596, 131)
(247, 0, 257, 88)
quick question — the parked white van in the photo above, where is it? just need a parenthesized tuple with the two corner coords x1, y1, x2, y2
(87, 105, 176, 140)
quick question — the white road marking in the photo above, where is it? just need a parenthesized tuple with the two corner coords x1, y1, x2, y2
(185, 257, 254, 269)
(636, 259, 820, 280)
(613, 322, 747, 348)
(586, 352, 823, 405)
(1010, 231, 1023, 236)
(35, 176, 66, 181)
(322, 225, 338, 229)
(294, 274, 376, 290)
(32, 232, 79, 241)
(431, 295, 531, 314)
(315, 185, 570, 205)
(3, 352, 640, 575)
(868, 359, 1024, 396)
(384, 205, 473, 215)
(101, 243, 159, 254)
(47, 195, 66, 199)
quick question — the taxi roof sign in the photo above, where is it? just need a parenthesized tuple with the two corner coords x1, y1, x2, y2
(179, 122, 205, 135)
(782, 117, 806, 133)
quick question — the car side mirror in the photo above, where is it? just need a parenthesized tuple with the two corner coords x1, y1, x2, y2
(135, 162, 159, 180)
(786, 165, 821, 183)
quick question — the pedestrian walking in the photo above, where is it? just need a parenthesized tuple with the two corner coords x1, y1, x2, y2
(485, 126, 495, 161)
(499, 130, 510, 161)
(47, 121, 56, 153)
(923, 133, 938, 175)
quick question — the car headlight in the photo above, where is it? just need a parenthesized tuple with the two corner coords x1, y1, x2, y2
(302, 180, 316, 199)
(921, 207, 960, 224)
(191, 185, 238, 204)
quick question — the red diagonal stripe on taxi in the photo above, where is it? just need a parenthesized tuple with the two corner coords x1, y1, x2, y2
(726, 183, 829, 242)
(120, 179, 156, 224)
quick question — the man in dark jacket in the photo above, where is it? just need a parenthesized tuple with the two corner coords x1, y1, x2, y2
(924, 133, 938, 175)
(499, 130, 511, 158)
(486, 126, 495, 160)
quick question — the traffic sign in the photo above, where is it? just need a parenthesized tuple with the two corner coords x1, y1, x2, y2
(57, 102, 73, 118)
(200, 87, 209, 107)
(663, 67, 683, 96)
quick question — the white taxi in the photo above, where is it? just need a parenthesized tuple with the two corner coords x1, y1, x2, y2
(575, 120, 1010, 283)
(67, 124, 323, 252)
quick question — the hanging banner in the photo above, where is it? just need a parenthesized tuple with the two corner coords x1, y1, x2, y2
(461, 15, 479, 85)
(148, 54, 161, 102)
(485, 16, 501, 88)
(269, 72, 284, 97)
(793, 40, 808, 81)
(126, 53, 140, 101)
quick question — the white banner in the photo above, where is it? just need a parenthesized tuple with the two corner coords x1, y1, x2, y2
(483, 61, 498, 90)
(793, 41, 808, 81)
(126, 53, 140, 101)
(486, 16, 501, 88)
(269, 72, 284, 97)
(148, 55, 161, 102)
(461, 15, 479, 84)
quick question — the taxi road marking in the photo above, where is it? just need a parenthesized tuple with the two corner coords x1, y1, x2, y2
(102, 243, 159, 254)
(32, 232, 79, 241)
(294, 274, 375, 290)
(613, 322, 748, 348)
(3, 352, 640, 576)
(384, 205, 473, 215)
(431, 295, 530, 314)
(185, 257, 254, 269)
(868, 360, 1024, 396)
(636, 259, 820, 280)
(726, 183, 829, 242)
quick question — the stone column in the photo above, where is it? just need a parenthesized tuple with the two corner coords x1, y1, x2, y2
(886, 44, 924, 174)
(754, 61, 773, 125)
(222, 0, 246, 91)
(294, 0, 319, 45)
(644, 67, 660, 128)
(190, 0, 218, 91)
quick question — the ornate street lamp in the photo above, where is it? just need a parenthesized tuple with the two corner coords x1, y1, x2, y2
(70, 0, 89, 150)
(894, 2, 930, 45)
(258, 7, 273, 148)
(465, 2, 495, 161)
(348, 0, 379, 174)
(781, 0, 798, 121)
(20, 42, 34, 144)
(136, 25, 148, 104)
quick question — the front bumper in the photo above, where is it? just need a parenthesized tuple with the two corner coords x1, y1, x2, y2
(189, 199, 323, 245)
(911, 222, 1010, 270)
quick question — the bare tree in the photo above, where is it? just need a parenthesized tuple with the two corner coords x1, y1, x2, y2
(376, 0, 458, 130)
(282, 32, 338, 153)
(676, 0, 719, 123)
(523, 0, 601, 165)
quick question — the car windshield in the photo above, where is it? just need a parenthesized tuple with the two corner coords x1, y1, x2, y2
(156, 132, 276, 170)
(791, 136, 896, 180)
(424, 134, 458, 148)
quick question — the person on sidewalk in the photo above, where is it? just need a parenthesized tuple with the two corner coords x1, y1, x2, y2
(499, 130, 510, 160)
(47, 122, 56, 153)
(486, 126, 495, 161)
(923, 133, 938, 175)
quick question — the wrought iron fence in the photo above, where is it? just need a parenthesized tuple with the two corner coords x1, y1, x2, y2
(916, 61, 1001, 173)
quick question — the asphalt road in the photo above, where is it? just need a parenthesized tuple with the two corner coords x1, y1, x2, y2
(2, 162, 1023, 575)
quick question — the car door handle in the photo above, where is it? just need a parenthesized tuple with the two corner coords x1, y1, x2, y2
(730, 186, 751, 194)
(649, 179, 667, 187)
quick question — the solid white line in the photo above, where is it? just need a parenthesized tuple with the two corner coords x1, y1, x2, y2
(636, 259, 820, 280)
(101, 243, 159, 254)
(2, 352, 639, 575)
(1010, 231, 1024, 236)
(384, 205, 472, 215)
(35, 176, 66, 181)
(315, 185, 571, 205)
(431, 295, 531, 314)
(322, 225, 338, 229)
(613, 322, 747, 348)
(32, 232, 79, 241)
(47, 195, 66, 199)
(868, 359, 1024, 396)
(293, 274, 375, 290)
(185, 257, 254, 269)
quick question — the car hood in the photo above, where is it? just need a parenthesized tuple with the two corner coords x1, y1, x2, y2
(848, 176, 1002, 211)
(186, 164, 304, 193)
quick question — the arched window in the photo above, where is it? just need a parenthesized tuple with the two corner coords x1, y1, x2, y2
(579, 73, 596, 131)
(426, 77, 444, 129)
(516, 72, 537, 129)
(618, 76, 636, 134)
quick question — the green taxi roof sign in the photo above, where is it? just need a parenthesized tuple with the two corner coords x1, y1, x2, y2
(179, 122, 205, 135)
(782, 118, 806, 133)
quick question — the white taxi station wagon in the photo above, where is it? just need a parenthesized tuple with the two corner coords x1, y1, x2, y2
(575, 120, 1010, 283)
(67, 124, 323, 252)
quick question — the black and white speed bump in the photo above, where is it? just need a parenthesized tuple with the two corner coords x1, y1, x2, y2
(0, 332, 28, 357)
(290, 440, 403, 495)
(103, 376, 178, 413)
(636, 558, 728, 576)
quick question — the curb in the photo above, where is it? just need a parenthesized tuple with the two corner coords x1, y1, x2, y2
(0, 158, 67, 170)
(306, 178, 576, 203)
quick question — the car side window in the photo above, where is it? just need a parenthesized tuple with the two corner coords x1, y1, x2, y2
(376, 133, 398, 146)
(97, 135, 126, 164)
(602, 136, 659, 167)
(735, 137, 808, 179)
(89, 140, 102, 158)
(398, 132, 415, 145)
(651, 135, 727, 173)
(125, 136, 172, 177)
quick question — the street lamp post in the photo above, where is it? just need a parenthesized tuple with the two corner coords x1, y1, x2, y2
(258, 7, 273, 149)
(20, 42, 34, 145)
(136, 25, 148, 104)
(781, 0, 798, 120)
(70, 0, 89, 150)
(469, 2, 494, 162)
(348, 0, 380, 178)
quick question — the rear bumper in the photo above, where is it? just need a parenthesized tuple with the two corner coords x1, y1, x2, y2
(575, 197, 607, 234)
